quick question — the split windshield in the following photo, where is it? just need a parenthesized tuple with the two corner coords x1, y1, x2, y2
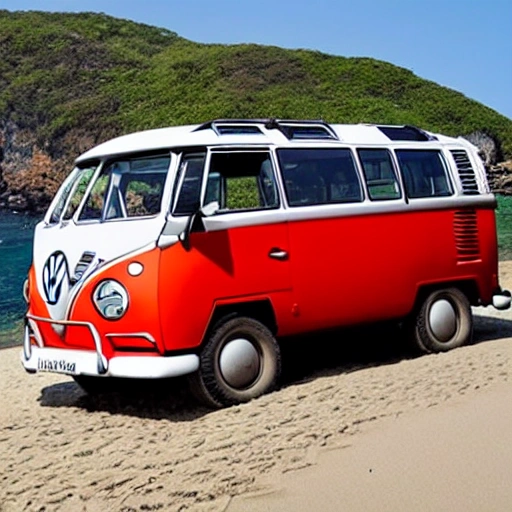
(79, 155, 169, 221)
(49, 155, 170, 223)
(49, 164, 98, 224)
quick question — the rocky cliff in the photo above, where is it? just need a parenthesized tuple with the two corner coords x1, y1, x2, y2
(488, 161, 512, 195)
(0, 122, 88, 212)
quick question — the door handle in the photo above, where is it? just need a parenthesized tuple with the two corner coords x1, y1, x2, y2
(268, 248, 288, 261)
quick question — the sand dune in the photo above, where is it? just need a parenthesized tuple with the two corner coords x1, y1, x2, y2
(1, 263, 511, 512)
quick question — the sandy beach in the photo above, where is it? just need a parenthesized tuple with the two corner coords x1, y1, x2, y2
(1, 263, 511, 512)
(228, 383, 512, 512)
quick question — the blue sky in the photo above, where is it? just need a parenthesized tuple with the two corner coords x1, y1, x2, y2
(2, 0, 512, 119)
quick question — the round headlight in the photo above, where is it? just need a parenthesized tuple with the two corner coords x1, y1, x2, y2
(93, 280, 129, 320)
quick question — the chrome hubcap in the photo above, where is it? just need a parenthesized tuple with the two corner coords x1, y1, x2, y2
(429, 299, 457, 342)
(219, 338, 261, 389)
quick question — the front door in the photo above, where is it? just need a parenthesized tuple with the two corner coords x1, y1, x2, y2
(158, 149, 292, 351)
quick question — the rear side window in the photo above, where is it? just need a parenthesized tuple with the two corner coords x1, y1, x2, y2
(205, 152, 279, 212)
(277, 148, 363, 206)
(357, 149, 401, 200)
(396, 150, 452, 199)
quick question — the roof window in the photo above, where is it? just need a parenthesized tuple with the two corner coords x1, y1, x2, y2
(215, 125, 263, 136)
(377, 125, 437, 142)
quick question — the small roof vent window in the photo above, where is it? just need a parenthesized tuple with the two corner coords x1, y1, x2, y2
(215, 125, 263, 136)
(193, 119, 264, 135)
(265, 120, 337, 141)
(280, 125, 337, 140)
(377, 125, 437, 142)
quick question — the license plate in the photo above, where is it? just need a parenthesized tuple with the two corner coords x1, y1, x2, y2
(37, 357, 77, 375)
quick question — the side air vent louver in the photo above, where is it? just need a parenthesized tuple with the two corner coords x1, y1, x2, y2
(451, 150, 479, 195)
(72, 251, 96, 284)
(453, 210, 480, 262)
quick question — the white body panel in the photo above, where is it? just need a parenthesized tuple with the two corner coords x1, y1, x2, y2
(33, 216, 165, 320)
(22, 346, 199, 378)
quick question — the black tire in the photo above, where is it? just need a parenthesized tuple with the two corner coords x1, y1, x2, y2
(408, 287, 473, 353)
(189, 316, 281, 408)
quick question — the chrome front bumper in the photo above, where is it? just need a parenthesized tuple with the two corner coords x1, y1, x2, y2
(21, 315, 199, 379)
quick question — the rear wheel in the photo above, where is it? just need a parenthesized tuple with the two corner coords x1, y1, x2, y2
(408, 287, 473, 353)
(189, 317, 281, 408)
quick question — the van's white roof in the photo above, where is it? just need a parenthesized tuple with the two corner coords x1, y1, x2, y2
(76, 121, 464, 163)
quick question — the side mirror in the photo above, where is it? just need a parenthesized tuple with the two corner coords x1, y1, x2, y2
(201, 201, 219, 217)
(179, 201, 219, 251)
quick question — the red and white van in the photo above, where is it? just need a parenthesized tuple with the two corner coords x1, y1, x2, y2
(21, 119, 511, 407)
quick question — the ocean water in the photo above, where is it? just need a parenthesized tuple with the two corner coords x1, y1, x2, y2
(0, 211, 40, 332)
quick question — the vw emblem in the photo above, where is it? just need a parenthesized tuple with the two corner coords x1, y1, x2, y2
(42, 251, 70, 305)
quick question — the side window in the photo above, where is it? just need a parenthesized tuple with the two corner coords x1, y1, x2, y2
(396, 150, 452, 199)
(205, 152, 279, 212)
(277, 148, 363, 206)
(62, 167, 96, 220)
(173, 153, 206, 215)
(79, 155, 169, 221)
(49, 164, 98, 223)
(122, 158, 168, 217)
(80, 173, 109, 220)
(357, 149, 401, 200)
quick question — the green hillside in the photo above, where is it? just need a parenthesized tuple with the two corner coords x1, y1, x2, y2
(0, 9, 511, 210)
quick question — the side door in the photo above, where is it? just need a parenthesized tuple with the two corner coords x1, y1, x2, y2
(276, 147, 370, 332)
(158, 148, 292, 351)
(276, 146, 414, 333)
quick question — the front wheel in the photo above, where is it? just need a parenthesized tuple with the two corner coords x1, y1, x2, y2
(189, 317, 281, 408)
(407, 287, 473, 353)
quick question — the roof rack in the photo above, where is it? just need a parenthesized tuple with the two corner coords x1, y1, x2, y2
(193, 119, 339, 141)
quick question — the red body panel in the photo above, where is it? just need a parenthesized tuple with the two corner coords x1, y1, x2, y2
(158, 222, 292, 351)
(70, 248, 163, 357)
(284, 207, 498, 333)
(155, 205, 498, 349)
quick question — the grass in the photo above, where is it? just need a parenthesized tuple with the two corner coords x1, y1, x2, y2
(1, 9, 511, 168)
(496, 195, 512, 261)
